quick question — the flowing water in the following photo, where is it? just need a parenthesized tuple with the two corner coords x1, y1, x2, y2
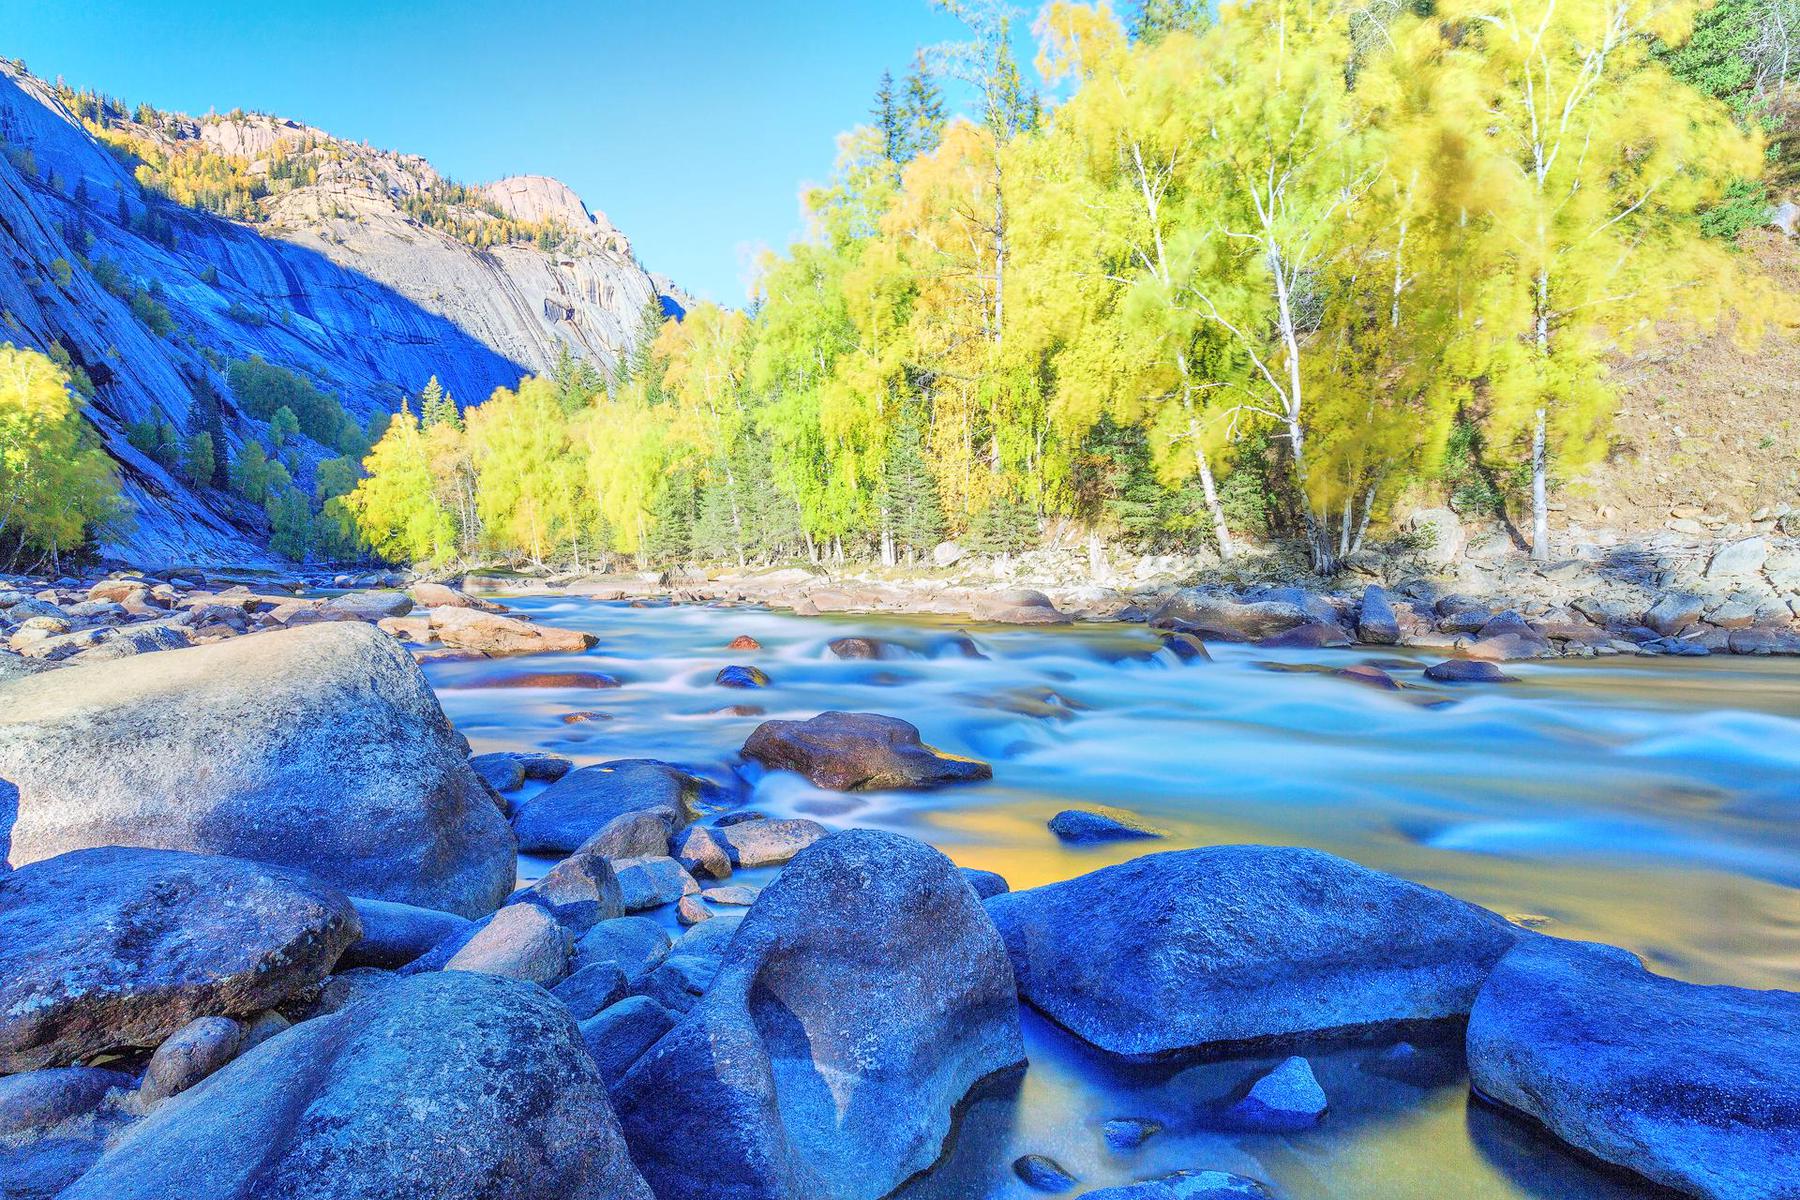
(423, 595, 1800, 1200)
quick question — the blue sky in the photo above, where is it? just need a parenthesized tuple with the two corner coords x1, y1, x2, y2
(0, 0, 1041, 302)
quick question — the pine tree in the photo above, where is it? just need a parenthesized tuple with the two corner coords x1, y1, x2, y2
(900, 57, 947, 162)
(882, 414, 945, 561)
(418, 375, 459, 429)
(872, 70, 907, 170)
(646, 471, 695, 563)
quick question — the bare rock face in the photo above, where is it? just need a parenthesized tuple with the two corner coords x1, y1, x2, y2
(0, 622, 516, 916)
(0, 63, 663, 565)
(0, 847, 358, 1073)
(60, 972, 654, 1200)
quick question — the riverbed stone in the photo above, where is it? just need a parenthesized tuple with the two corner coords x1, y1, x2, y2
(985, 845, 1519, 1058)
(551, 963, 630, 1021)
(444, 902, 570, 986)
(1049, 807, 1165, 843)
(1080, 1170, 1277, 1199)
(579, 996, 677, 1086)
(1229, 1056, 1328, 1131)
(716, 663, 770, 688)
(1465, 611, 1553, 660)
(672, 823, 733, 879)
(1, 776, 14, 875)
(509, 846, 625, 933)
(341, 897, 473, 970)
(828, 635, 891, 659)
(612, 829, 1026, 1200)
(961, 867, 1011, 899)
(511, 760, 700, 854)
(1357, 587, 1401, 645)
(1423, 659, 1519, 683)
(716, 815, 830, 866)
(743, 710, 993, 790)
(1148, 590, 1311, 642)
(0, 847, 358, 1073)
(0, 622, 516, 917)
(1102, 1117, 1162, 1152)
(0, 1067, 133, 1137)
(613, 855, 700, 912)
(577, 809, 678, 861)
(1015, 1154, 1080, 1192)
(138, 1016, 244, 1105)
(428, 605, 599, 655)
(469, 752, 527, 792)
(59, 972, 653, 1200)
(1467, 936, 1800, 1200)
(1705, 536, 1768, 580)
(321, 589, 413, 621)
(572, 916, 671, 982)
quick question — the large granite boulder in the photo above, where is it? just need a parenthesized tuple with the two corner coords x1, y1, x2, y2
(1147, 591, 1311, 642)
(0, 622, 515, 916)
(60, 972, 653, 1200)
(427, 606, 598, 655)
(0, 775, 14, 875)
(1467, 937, 1800, 1199)
(985, 846, 1519, 1057)
(612, 830, 1025, 1200)
(511, 760, 700, 855)
(742, 711, 992, 791)
(0, 847, 358, 1073)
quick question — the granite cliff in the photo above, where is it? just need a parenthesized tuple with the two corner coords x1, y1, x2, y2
(0, 61, 666, 565)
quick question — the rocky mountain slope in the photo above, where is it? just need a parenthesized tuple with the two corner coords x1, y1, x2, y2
(0, 61, 664, 565)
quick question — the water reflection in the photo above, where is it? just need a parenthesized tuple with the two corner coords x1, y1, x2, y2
(420, 596, 1800, 1199)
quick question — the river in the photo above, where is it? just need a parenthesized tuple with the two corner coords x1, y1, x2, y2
(422, 594, 1800, 1200)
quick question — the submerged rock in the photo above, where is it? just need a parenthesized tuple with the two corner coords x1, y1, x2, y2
(60, 972, 653, 1200)
(511, 759, 700, 854)
(1102, 1117, 1162, 1152)
(1467, 937, 1800, 1200)
(0, 847, 358, 1073)
(0, 622, 516, 916)
(1014, 1154, 1080, 1192)
(742, 710, 992, 791)
(1048, 808, 1165, 844)
(1080, 1170, 1277, 1199)
(1228, 1056, 1328, 1131)
(715, 663, 771, 688)
(428, 606, 598, 655)
(985, 846, 1518, 1057)
(612, 829, 1025, 1200)
(1423, 659, 1520, 683)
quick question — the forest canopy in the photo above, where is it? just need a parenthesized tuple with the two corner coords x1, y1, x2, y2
(345, 0, 1792, 573)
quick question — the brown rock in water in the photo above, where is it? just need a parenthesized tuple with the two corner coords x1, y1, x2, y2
(1335, 664, 1401, 690)
(742, 711, 992, 791)
(1150, 590, 1311, 642)
(410, 582, 503, 611)
(429, 606, 598, 656)
(470, 670, 621, 689)
(0, 847, 359, 1073)
(727, 634, 762, 650)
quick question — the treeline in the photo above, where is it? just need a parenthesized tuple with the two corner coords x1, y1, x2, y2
(0, 344, 120, 571)
(347, 0, 1790, 573)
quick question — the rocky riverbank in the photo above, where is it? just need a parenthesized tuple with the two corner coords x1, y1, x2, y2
(1, 572, 1796, 1198)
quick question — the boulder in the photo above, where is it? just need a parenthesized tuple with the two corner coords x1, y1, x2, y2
(1015, 1154, 1080, 1192)
(611, 830, 1025, 1200)
(716, 663, 771, 688)
(985, 845, 1519, 1057)
(728, 634, 762, 650)
(0, 1066, 132, 1137)
(742, 711, 992, 791)
(341, 898, 472, 970)
(827, 636, 890, 659)
(410, 581, 501, 611)
(960, 867, 1010, 899)
(428, 605, 598, 655)
(0, 622, 515, 917)
(1406, 507, 1464, 565)
(702, 883, 762, 906)
(1705, 536, 1768, 580)
(573, 916, 672, 983)
(60, 972, 654, 1200)
(1423, 659, 1519, 683)
(443, 902, 570, 986)
(613, 856, 700, 912)
(551, 963, 630, 1021)
(470, 752, 527, 792)
(1464, 611, 1552, 660)
(579, 996, 676, 1086)
(715, 816, 829, 867)
(672, 823, 733, 879)
(509, 847, 625, 933)
(1, 776, 14, 874)
(1467, 937, 1800, 1200)
(1048, 808, 1165, 843)
(138, 1016, 244, 1105)
(0, 847, 358, 1073)
(1256, 621, 1352, 649)
(576, 809, 678, 861)
(1101, 1117, 1161, 1151)
(677, 894, 712, 925)
(1228, 1055, 1327, 1131)
(512, 760, 700, 854)
(320, 589, 414, 621)
(1356, 586, 1401, 645)
(1148, 591, 1310, 642)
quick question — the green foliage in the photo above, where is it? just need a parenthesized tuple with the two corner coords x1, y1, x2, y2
(965, 491, 1039, 556)
(227, 356, 363, 451)
(180, 430, 215, 488)
(49, 258, 73, 290)
(229, 440, 272, 505)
